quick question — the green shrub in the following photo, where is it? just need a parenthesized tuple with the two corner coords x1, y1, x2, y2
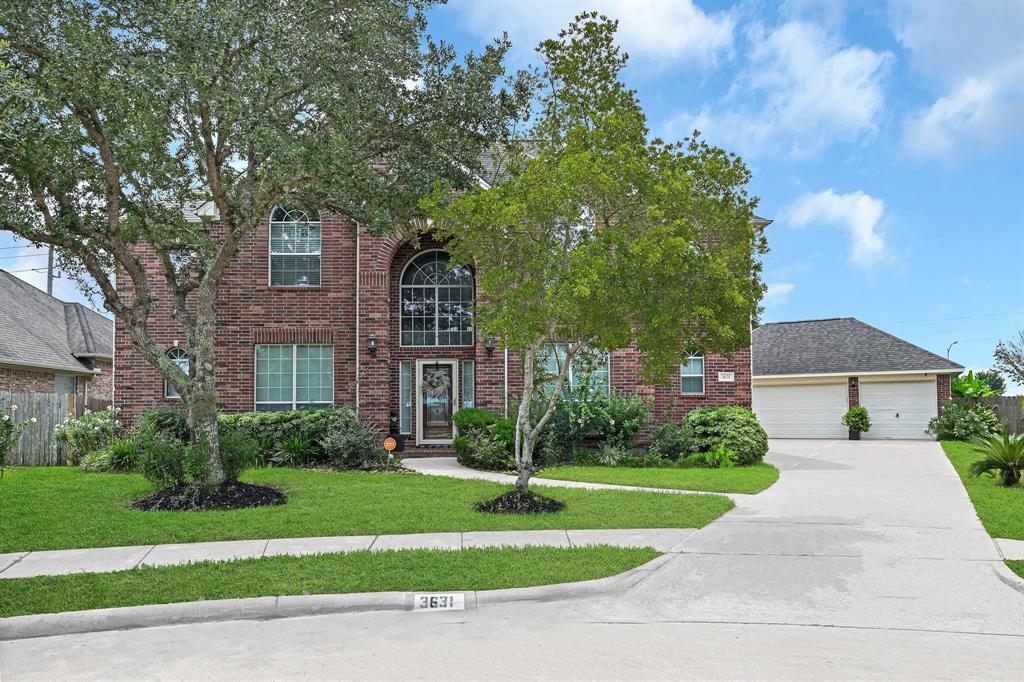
(138, 406, 190, 441)
(220, 408, 359, 461)
(454, 430, 514, 471)
(928, 401, 1002, 441)
(680, 443, 737, 469)
(951, 370, 996, 398)
(137, 430, 206, 490)
(648, 422, 688, 459)
(842, 406, 871, 433)
(602, 393, 651, 449)
(317, 410, 383, 469)
(54, 408, 121, 465)
(968, 432, 1024, 487)
(683, 406, 768, 466)
(271, 434, 314, 467)
(452, 408, 500, 433)
(79, 450, 112, 472)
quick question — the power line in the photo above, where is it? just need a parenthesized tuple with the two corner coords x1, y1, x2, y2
(0, 253, 48, 261)
(3, 267, 48, 274)
(894, 311, 1024, 324)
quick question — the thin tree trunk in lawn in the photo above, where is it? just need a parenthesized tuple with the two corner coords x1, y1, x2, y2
(190, 284, 225, 486)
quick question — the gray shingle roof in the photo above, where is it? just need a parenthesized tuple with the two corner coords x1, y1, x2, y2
(752, 317, 964, 377)
(0, 270, 113, 374)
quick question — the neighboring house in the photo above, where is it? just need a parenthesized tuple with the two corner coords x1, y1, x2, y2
(751, 318, 964, 440)
(0, 269, 114, 407)
(114, 196, 772, 453)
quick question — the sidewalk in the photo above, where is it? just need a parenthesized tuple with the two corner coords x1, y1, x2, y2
(0, 528, 697, 580)
(405, 457, 754, 501)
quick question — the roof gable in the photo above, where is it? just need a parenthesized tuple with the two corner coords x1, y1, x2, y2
(752, 317, 964, 377)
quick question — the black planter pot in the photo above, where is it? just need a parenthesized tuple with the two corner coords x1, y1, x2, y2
(849, 429, 861, 441)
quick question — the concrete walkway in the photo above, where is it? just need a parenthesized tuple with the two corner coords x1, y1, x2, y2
(0, 529, 697, 580)
(406, 456, 754, 501)
(3, 440, 1024, 681)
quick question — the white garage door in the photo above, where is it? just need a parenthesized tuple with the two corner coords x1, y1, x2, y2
(752, 383, 848, 439)
(859, 380, 936, 440)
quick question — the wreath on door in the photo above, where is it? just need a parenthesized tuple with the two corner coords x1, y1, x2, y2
(422, 366, 452, 399)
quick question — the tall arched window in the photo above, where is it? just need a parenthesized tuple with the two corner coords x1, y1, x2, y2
(269, 206, 321, 286)
(400, 251, 473, 346)
(164, 347, 189, 399)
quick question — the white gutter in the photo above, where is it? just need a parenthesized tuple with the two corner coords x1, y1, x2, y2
(503, 347, 509, 418)
(754, 368, 963, 380)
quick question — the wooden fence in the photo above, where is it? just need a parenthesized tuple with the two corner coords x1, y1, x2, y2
(1, 391, 70, 466)
(953, 396, 1024, 435)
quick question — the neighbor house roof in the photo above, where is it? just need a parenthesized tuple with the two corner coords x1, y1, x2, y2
(752, 317, 964, 377)
(0, 270, 113, 375)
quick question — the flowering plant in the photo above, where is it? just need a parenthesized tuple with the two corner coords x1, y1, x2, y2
(1, 402, 36, 475)
(54, 407, 121, 465)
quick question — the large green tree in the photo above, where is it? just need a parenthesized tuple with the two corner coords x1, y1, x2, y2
(0, 0, 527, 484)
(994, 331, 1024, 386)
(428, 14, 766, 491)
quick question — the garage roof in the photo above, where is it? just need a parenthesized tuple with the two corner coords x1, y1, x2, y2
(753, 317, 964, 377)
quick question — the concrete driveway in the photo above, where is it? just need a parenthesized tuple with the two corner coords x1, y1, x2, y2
(3, 440, 1023, 681)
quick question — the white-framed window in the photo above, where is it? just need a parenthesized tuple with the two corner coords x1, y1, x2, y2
(461, 359, 475, 408)
(269, 206, 321, 287)
(164, 347, 189, 399)
(399, 360, 412, 434)
(400, 250, 474, 346)
(255, 344, 333, 411)
(680, 352, 705, 395)
(540, 344, 610, 396)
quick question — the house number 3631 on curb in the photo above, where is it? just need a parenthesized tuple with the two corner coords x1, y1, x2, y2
(413, 593, 465, 611)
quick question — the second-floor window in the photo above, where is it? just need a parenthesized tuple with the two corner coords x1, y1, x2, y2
(400, 250, 474, 346)
(270, 207, 321, 287)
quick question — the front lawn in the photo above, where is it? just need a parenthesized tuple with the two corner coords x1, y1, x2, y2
(0, 545, 659, 617)
(1006, 560, 1024, 581)
(536, 463, 779, 494)
(942, 440, 1024, 540)
(0, 467, 733, 552)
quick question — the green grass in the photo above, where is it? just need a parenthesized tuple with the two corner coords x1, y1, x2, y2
(536, 463, 779, 494)
(0, 545, 660, 618)
(1006, 561, 1024, 581)
(941, 440, 1024, 540)
(0, 467, 733, 552)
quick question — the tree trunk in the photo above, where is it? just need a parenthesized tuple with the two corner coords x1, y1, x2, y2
(191, 283, 225, 486)
(513, 346, 539, 491)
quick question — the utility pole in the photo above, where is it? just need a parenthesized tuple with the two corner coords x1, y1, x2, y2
(46, 245, 54, 295)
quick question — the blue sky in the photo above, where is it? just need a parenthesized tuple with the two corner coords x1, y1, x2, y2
(2, 0, 1022, 390)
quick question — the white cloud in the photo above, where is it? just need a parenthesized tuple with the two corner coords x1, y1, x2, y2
(448, 0, 735, 67)
(785, 189, 887, 267)
(764, 282, 796, 305)
(668, 21, 890, 157)
(891, 1, 1024, 159)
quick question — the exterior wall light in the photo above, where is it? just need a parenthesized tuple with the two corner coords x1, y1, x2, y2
(367, 333, 378, 357)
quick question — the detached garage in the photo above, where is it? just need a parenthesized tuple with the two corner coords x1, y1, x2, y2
(752, 318, 963, 440)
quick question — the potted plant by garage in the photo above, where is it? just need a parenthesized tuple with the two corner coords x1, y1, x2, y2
(842, 406, 871, 441)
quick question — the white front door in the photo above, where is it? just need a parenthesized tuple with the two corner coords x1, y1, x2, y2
(752, 382, 849, 438)
(416, 359, 458, 445)
(859, 380, 937, 440)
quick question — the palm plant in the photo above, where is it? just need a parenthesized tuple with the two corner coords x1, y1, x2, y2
(968, 432, 1024, 487)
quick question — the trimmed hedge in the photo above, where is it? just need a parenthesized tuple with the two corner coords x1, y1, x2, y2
(452, 407, 514, 471)
(682, 406, 768, 466)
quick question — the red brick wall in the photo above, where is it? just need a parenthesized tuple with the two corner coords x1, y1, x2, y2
(937, 373, 951, 414)
(0, 367, 58, 393)
(114, 216, 756, 446)
(89, 358, 113, 402)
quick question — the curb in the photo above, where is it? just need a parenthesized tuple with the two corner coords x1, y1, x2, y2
(992, 560, 1024, 597)
(0, 554, 673, 641)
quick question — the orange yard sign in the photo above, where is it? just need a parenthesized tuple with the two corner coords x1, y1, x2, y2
(383, 437, 397, 452)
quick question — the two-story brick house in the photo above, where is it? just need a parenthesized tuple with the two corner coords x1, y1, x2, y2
(114, 202, 769, 454)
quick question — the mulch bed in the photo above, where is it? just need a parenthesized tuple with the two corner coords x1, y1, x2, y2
(130, 482, 286, 512)
(476, 489, 565, 514)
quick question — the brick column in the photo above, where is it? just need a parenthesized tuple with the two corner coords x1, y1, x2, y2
(936, 374, 951, 415)
(848, 377, 859, 408)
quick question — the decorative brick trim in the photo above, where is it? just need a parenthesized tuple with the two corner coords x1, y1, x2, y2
(848, 377, 859, 408)
(252, 328, 334, 344)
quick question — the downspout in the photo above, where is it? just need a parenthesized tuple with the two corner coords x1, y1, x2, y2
(503, 347, 509, 418)
(354, 226, 360, 418)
